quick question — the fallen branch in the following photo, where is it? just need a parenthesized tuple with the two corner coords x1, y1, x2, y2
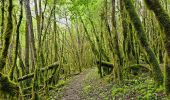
(96, 61, 113, 68)
(124, 64, 151, 73)
(22, 85, 55, 94)
(18, 62, 59, 82)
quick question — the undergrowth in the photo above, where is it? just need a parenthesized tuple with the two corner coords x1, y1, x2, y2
(111, 74, 168, 100)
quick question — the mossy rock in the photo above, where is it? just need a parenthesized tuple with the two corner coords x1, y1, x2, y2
(125, 64, 151, 75)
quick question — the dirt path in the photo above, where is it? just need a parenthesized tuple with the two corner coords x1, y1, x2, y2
(61, 69, 92, 100)
(49, 67, 112, 100)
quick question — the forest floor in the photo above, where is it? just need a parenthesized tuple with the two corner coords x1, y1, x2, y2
(49, 67, 113, 100)
(49, 67, 168, 100)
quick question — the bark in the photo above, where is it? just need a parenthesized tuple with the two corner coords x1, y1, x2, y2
(9, 0, 23, 80)
(24, 0, 37, 68)
(0, 0, 13, 71)
(123, 0, 163, 85)
(112, 0, 124, 82)
(24, 0, 38, 98)
(120, 0, 128, 58)
(1, 0, 4, 39)
(25, 22, 30, 74)
(103, 0, 114, 55)
(34, 0, 41, 47)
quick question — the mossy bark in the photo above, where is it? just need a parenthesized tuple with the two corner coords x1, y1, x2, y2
(112, 0, 124, 82)
(96, 61, 113, 68)
(123, 0, 163, 85)
(18, 62, 59, 82)
(9, 0, 23, 80)
(0, 73, 20, 96)
(144, 0, 170, 94)
(125, 64, 151, 75)
(120, 0, 128, 59)
(0, 1, 20, 96)
(1, 0, 5, 42)
(0, 0, 13, 71)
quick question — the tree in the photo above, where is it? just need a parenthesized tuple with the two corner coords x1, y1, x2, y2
(144, 0, 170, 94)
(123, 0, 163, 85)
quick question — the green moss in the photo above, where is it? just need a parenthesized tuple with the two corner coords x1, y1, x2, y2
(165, 57, 170, 94)
(0, 0, 13, 71)
(83, 85, 92, 94)
(32, 68, 40, 100)
(0, 73, 20, 96)
(125, 64, 151, 75)
(123, 0, 163, 85)
(144, 0, 170, 54)
(111, 75, 166, 99)
(144, 0, 170, 94)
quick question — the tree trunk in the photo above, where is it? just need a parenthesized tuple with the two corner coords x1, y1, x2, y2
(9, 0, 23, 80)
(1, 0, 5, 42)
(24, 0, 37, 69)
(112, 0, 124, 82)
(123, 0, 163, 85)
(0, 0, 13, 71)
(144, 0, 170, 94)
(24, 0, 39, 99)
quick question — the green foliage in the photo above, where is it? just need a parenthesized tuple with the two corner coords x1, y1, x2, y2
(83, 85, 92, 94)
(111, 75, 166, 99)
(56, 80, 66, 88)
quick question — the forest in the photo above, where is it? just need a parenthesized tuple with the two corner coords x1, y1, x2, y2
(0, 0, 170, 99)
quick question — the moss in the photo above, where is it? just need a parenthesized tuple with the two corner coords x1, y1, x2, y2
(125, 64, 151, 75)
(123, 0, 163, 85)
(0, 57, 6, 71)
(18, 62, 59, 82)
(0, 0, 13, 71)
(165, 56, 170, 94)
(144, 0, 170, 94)
(144, 0, 170, 51)
(32, 68, 40, 100)
(0, 73, 20, 96)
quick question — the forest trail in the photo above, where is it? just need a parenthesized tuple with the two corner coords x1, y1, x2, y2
(61, 68, 91, 100)
(49, 67, 112, 100)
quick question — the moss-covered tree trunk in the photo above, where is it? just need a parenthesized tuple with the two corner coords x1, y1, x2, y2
(144, 0, 170, 94)
(0, 0, 13, 71)
(1, 0, 5, 42)
(9, 0, 23, 80)
(0, 0, 20, 97)
(123, 0, 163, 85)
(112, 0, 124, 82)
(24, 0, 39, 99)
(120, 0, 128, 59)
